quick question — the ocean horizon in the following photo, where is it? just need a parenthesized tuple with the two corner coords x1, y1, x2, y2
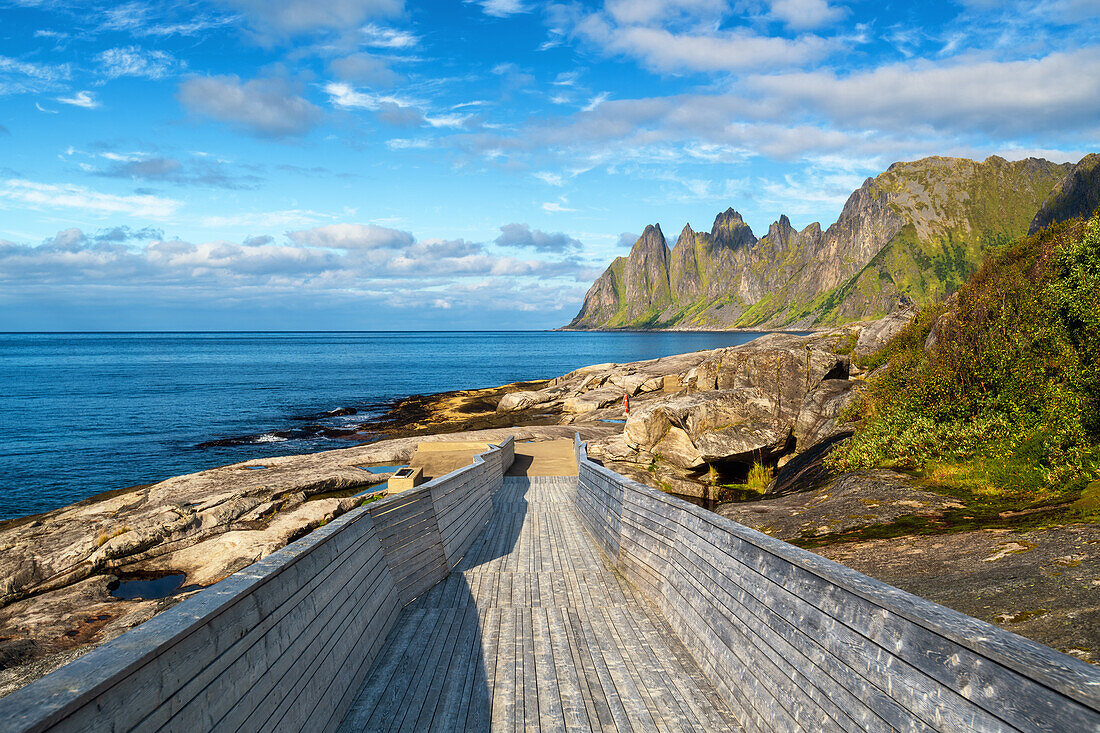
(0, 330, 775, 521)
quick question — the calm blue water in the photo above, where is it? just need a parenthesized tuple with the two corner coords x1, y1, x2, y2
(0, 331, 765, 520)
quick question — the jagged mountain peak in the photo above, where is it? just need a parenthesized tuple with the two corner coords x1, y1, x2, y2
(710, 208, 756, 248)
(768, 215, 794, 240)
(631, 223, 669, 255)
(676, 223, 696, 245)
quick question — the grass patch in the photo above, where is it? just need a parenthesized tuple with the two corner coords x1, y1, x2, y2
(95, 525, 131, 547)
(715, 462, 773, 502)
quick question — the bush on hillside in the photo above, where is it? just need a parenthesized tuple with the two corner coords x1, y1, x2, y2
(828, 212, 1100, 498)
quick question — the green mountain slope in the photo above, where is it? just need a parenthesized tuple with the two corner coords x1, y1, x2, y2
(567, 155, 1076, 330)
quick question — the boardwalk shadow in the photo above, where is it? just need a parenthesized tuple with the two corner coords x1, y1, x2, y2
(339, 477, 530, 732)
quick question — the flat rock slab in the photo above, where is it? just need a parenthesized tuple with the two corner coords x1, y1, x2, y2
(338, 477, 742, 732)
(817, 523, 1100, 664)
(716, 469, 964, 540)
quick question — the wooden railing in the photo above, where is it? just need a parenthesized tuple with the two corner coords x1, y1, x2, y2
(574, 435, 1100, 732)
(0, 438, 515, 733)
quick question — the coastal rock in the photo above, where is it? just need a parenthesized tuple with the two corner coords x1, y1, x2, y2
(562, 387, 624, 413)
(653, 426, 706, 470)
(497, 390, 549, 412)
(793, 379, 860, 449)
(766, 432, 851, 496)
(853, 304, 919, 359)
(619, 337, 849, 469)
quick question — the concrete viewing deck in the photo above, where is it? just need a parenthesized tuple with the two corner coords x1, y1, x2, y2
(338, 475, 740, 732)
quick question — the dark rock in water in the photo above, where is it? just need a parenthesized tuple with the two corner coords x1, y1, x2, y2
(1029, 153, 1100, 234)
(295, 406, 359, 420)
(319, 426, 361, 439)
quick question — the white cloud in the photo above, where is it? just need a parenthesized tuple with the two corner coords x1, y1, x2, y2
(360, 23, 418, 49)
(216, 0, 403, 36)
(178, 75, 322, 137)
(325, 82, 416, 110)
(576, 13, 837, 73)
(472, 0, 526, 17)
(56, 90, 100, 108)
(199, 209, 333, 229)
(286, 222, 414, 250)
(582, 92, 609, 112)
(0, 55, 70, 96)
(386, 138, 432, 150)
(604, 0, 728, 25)
(328, 53, 401, 86)
(99, 3, 234, 37)
(0, 179, 181, 218)
(97, 47, 179, 80)
(534, 171, 564, 186)
(768, 0, 845, 30)
(552, 71, 579, 86)
(542, 198, 577, 213)
(495, 223, 581, 252)
(424, 112, 470, 129)
(749, 48, 1100, 136)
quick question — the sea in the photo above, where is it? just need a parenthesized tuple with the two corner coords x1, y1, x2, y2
(0, 331, 769, 521)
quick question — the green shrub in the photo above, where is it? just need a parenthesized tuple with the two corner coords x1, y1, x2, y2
(829, 212, 1100, 497)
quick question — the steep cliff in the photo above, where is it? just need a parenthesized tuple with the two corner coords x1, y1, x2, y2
(567, 155, 1075, 330)
(1029, 153, 1100, 235)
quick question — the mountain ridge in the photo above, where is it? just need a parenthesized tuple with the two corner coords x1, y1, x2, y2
(567, 155, 1077, 330)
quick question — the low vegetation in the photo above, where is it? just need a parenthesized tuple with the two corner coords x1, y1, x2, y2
(828, 212, 1100, 519)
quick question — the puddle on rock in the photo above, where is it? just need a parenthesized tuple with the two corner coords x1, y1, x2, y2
(246, 465, 267, 470)
(108, 573, 203, 601)
(358, 464, 408, 474)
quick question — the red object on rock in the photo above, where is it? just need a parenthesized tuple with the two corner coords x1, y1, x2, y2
(624, 393, 630, 414)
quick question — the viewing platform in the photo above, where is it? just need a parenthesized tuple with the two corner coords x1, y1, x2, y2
(1, 437, 1098, 732)
(338, 474, 740, 731)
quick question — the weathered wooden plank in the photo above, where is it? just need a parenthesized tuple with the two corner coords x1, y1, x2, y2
(464, 605, 497, 732)
(520, 606, 540, 733)
(338, 605, 435, 729)
(546, 606, 591, 733)
(664, 533, 912, 732)
(491, 606, 518, 731)
(427, 598, 481, 733)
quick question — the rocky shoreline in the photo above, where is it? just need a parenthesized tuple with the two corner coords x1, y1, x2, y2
(1, 311, 1096, 697)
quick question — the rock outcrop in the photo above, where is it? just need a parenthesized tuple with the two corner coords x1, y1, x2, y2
(568, 155, 1074, 330)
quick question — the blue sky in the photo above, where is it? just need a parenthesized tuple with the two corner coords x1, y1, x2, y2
(1, 0, 1097, 330)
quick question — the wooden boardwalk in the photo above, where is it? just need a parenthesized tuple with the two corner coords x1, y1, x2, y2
(338, 476, 742, 732)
